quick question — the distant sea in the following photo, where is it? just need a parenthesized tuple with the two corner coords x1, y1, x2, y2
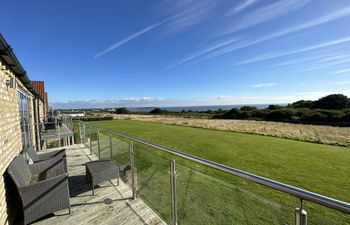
(126, 104, 286, 112)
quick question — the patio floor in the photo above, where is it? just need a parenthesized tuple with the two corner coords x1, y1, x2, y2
(32, 144, 166, 225)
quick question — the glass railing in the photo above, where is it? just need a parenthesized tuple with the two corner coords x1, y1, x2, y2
(73, 121, 350, 225)
(133, 142, 172, 223)
(175, 160, 297, 225)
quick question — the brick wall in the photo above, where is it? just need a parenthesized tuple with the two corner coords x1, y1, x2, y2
(0, 60, 34, 225)
(39, 99, 45, 122)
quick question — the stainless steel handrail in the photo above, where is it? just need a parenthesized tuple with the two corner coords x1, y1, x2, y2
(82, 122, 350, 214)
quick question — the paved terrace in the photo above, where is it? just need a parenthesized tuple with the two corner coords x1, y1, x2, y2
(33, 144, 166, 225)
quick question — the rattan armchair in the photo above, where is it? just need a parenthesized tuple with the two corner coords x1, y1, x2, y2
(7, 155, 70, 225)
(27, 147, 67, 171)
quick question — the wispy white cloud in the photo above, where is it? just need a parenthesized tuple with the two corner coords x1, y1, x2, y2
(95, 0, 219, 58)
(226, 0, 259, 15)
(94, 21, 164, 58)
(335, 81, 350, 85)
(331, 68, 350, 75)
(295, 58, 350, 74)
(158, 0, 219, 35)
(236, 36, 350, 65)
(292, 90, 350, 100)
(269, 53, 349, 69)
(226, 0, 310, 33)
(250, 83, 276, 88)
(270, 56, 322, 67)
(168, 6, 350, 67)
(166, 37, 241, 69)
(318, 54, 349, 62)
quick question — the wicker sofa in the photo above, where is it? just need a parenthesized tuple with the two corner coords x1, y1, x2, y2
(7, 155, 70, 225)
(26, 147, 67, 170)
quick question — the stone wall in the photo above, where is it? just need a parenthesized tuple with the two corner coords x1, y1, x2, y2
(0, 60, 35, 225)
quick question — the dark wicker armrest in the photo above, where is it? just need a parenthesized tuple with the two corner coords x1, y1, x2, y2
(20, 173, 68, 207)
(38, 149, 66, 161)
(29, 158, 65, 175)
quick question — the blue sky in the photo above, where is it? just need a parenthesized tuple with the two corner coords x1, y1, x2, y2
(2, 0, 350, 108)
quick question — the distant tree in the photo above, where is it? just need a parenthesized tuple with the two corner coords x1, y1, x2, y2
(215, 108, 251, 119)
(115, 107, 130, 114)
(267, 105, 283, 110)
(150, 108, 164, 114)
(313, 94, 350, 110)
(290, 100, 314, 108)
(264, 109, 294, 121)
(240, 106, 258, 111)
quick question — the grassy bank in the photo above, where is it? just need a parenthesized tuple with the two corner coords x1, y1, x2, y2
(110, 114, 350, 146)
(91, 120, 350, 224)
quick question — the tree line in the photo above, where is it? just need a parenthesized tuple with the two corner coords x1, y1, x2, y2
(110, 94, 350, 126)
(214, 94, 350, 126)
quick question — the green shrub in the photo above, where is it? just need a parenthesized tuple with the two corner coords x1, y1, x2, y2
(115, 107, 130, 114)
(313, 94, 350, 110)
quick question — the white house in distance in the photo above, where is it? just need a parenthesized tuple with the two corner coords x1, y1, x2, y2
(59, 110, 86, 117)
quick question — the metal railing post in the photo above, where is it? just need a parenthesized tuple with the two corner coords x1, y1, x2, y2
(295, 199, 307, 225)
(79, 122, 82, 143)
(97, 129, 101, 159)
(170, 160, 178, 225)
(83, 123, 86, 146)
(109, 135, 113, 160)
(89, 133, 92, 155)
(129, 141, 136, 200)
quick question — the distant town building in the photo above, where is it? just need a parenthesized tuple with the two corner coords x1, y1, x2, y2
(59, 110, 86, 117)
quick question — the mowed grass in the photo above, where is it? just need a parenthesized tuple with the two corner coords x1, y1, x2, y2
(92, 120, 350, 224)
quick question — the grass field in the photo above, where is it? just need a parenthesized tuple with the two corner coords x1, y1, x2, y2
(89, 120, 350, 225)
(110, 114, 350, 146)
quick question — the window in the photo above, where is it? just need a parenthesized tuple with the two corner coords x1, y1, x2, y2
(17, 89, 33, 151)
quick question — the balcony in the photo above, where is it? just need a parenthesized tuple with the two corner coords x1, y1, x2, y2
(39, 117, 74, 148)
(29, 120, 350, 225)
(32, 143, 165, 225)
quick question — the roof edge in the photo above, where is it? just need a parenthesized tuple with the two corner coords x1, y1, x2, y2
(0, 33, 37, 96)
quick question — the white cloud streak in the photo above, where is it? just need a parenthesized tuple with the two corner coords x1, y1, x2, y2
(226, 0, 259, 15)
(331, 68, 350, 74)
(236, 36, 350, 65)
(158, 0, 219, 35)
(335, 81, 350, 85)
(94, 21, 164, 58)
(168, 6, 350, 67)
(250, 83, 276, 88)
(226, 0, 310, 33)
(295, 58, 350, 74)
(166, 37, 241, 69)
(292, 90, 350, 100)
(95, 0, 219, 58)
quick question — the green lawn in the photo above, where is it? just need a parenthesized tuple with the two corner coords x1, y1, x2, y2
(89, 120, 350, 225)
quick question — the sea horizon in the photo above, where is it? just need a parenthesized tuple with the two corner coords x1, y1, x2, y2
(57, 103, 288, 112)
